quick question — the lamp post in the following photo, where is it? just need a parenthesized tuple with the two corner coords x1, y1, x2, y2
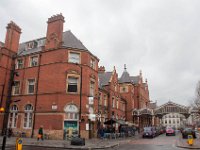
(1, 54, 20, 150)
(0, 84, 5, 107)
(76, 63, 82, 138)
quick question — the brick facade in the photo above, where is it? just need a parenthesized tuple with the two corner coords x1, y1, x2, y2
(0, 14, 99, 139)
(0, 14, 153, 140)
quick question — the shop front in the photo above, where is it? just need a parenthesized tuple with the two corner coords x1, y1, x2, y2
(64, 104, 79, 139)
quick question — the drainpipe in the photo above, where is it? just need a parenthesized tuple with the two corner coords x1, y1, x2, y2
(31, 53, 42, 138)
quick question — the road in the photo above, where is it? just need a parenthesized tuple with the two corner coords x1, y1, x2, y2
(108, 133, 182, 150)
(5, 133, 182, 150)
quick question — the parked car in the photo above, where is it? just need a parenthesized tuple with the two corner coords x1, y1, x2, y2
(160, 127, 166, 134)
(166, 127, 175, 136)
(142, 127, 156, 138)
(155, 126, 161, 136)
(182, 128, 196, 139)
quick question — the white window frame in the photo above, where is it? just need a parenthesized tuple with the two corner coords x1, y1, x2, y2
(89, 80, 95, 97)
(8, 105, 18, 128)
(104, 95, 107, 107)
(68, 52, 80, 64)
(112, 97, 115, 108)
(90, 58, 96, 70)
(29, 55, 38, 67)
(67, 76, 79, 93)
(27, 79, 36, 94)
(12, 81, 20, 95)
(16, 59, 23, 69)
(24, 104, 33, 128)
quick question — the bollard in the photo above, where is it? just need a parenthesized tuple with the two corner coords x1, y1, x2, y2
(187, 135, 194, 146)
(16, 137, 23, 150)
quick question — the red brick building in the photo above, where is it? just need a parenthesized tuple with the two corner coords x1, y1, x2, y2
(118, 65, 153, 129)
(98, 66, 127, 131)
(0, 14, 154, 140)
(0, 14, 99, 139)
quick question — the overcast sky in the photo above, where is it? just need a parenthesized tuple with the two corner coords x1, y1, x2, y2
(0, 0, 199, 106)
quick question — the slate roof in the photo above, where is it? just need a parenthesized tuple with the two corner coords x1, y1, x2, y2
(130, 76, 140, 84)
(98, 72, 112, 87)
(119, 70, 131, 83)
(18, 30, 89, 56)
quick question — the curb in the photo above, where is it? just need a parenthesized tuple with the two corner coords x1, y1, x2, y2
(175, 140, 200, 149)
(19, 142, 120, 150)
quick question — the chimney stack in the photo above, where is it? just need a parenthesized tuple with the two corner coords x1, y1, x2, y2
(45, 14, 65, 49)
(4, 21, 21, 53)
(98, 66, 105, 73)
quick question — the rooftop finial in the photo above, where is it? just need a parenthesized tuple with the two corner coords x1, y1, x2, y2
(139, 70, 142, 76)
(124, 64, 127, 71)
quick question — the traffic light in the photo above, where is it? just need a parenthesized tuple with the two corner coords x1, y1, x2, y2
(0, 107, 5, 113)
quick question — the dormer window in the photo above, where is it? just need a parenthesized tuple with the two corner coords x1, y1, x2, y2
(27, 42, 35, 49)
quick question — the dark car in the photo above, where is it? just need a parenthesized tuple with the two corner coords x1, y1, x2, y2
(160, 127, 166, 134)
(166, 127, 175, 136)
(182, 128, 196, 139)
(143, 127, 156, 138)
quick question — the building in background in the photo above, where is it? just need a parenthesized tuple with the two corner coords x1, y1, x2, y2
(98, 66, 127, 130)
(155, 101, 189, 129)
(162, 113, 185, 129)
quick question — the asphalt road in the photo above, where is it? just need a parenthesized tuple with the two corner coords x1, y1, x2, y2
(5, 133, 182, 150)
(107, 133, 182, 150)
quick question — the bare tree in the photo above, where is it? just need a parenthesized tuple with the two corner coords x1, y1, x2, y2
(193, 81, 200, 113)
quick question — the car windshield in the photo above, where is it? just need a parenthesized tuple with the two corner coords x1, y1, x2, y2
(185, 128, 192, 131)
(166, 127, 173, 130)
(144, 127, 151, 131)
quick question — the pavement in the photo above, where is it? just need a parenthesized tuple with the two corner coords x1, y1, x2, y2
(0, 135, 133, 149)
(176, 135, 200, 149)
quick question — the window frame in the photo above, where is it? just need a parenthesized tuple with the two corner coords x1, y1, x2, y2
(12, 81, 20, 95)
(23, 104, 33, 129)
(89, 80, 95, 97)
(66, 74, 80, 94)
(90, 58, 96, 70)
(16, 58, 24, 69)
(68, 51, 81, 64)
(27, 79, 36, 94)
(29, 55, 39, 67)
(8, 105, 18, 128)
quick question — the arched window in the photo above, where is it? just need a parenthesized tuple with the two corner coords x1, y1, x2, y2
(24, 104, 33, 128)
(64, 104, 79, 120)
(9, 105, 18, 128)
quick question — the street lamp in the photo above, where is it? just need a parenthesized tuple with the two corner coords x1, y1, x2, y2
(1, 55, 20, 150)
(0, 84, 5, 108)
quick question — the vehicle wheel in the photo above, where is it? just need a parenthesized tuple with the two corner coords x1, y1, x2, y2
(166, 133, 168, 136)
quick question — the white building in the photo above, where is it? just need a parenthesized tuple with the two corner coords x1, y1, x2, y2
(162, 113, 185, 129)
